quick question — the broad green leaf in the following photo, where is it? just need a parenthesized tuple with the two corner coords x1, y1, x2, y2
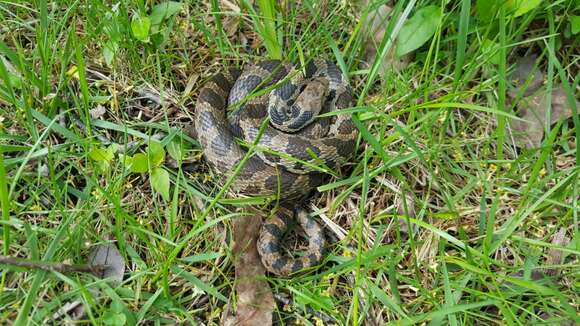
(88, 146, 114, 162)
(476, 0, 500, 21)
(131, 15, 151, 42)
(7, 73, 22, 89)
(104, 299, 127, 326)
(110, 298, 125, 313)
(94, 160, 110, 173)
(167, 138, 190, 162)
(103, 310, 126, 326)
(431, 211, 459, 220)
(151, 167, 170, 201)
(509, 0, 542, 17)
(571, 16, 580, 35)
(103, 40, 118, 66)
(477, 0, 541, 20)
(482, 39, 501, 65)
(150, 2, 183, 26)
(129, 153, 148, 173)
(147, 141, 165, 167)
(396, 6, 441, 57)
(89, 147, 114, 173)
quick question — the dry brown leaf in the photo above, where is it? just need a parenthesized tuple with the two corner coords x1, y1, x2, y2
(361, 1, 410, 75)
(90, 104, 106, 119)
(508, 54, 579, 148)
(52, 243, 125, 324)
(222, 212, 275, 326)
(508, 54, 543, 98)
(396, 194, 416, 236)
(510, 86, 578, 148)
(88, 243, 125, 286)
(545, 228, 570, 276)
(221, 0, 241, 37)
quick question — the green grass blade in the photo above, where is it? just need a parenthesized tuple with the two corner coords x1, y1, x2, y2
(0, 150, 10, 257)
(453, 0, 471, 90)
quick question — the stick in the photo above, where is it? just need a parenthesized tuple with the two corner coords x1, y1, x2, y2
(0, 255, 104, 275)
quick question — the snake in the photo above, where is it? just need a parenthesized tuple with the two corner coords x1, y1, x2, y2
(194, 59, 358, 276)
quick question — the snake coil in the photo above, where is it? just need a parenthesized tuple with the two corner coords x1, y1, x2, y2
(194, 59, 357, 275)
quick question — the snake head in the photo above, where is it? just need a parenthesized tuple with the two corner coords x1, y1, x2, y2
(269, 76, 329, 133)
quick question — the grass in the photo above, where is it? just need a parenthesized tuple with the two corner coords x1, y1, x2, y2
(0, 0, 579, 325)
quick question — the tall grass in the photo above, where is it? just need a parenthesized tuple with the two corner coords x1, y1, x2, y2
(0, 0, 578, 324)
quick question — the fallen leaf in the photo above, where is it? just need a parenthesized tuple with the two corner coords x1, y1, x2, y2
(88, 243, 125, 286)
(509, 54, 543, 97)
(396, 195, 417, 236)
(222, 211, 275, 325)
(510, 86, 579, 148)
(221, 0, 241, 37)
(52, 243, 125, 323)
(361, 2, 410, 75)
(507, 54, 580, 148)
(545, 228, 570, 276)
(533, 228, 574, 324)
(90, 105, 106, 119)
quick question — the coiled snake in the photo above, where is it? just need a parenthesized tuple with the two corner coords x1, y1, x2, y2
(194, 59, 357, 275)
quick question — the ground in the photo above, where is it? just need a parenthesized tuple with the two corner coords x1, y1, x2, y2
(0, 1, 579, 325)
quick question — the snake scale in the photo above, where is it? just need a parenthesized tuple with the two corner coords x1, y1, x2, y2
(194, 59, 357, 275)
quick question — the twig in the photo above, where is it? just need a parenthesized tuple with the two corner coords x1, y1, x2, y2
(0, 255, 104, 275)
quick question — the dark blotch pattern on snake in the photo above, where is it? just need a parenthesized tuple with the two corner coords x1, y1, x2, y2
(194, 60, 357, 275)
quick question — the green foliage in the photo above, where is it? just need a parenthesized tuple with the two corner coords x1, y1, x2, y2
(242, 0, 282, 59)
(150, 2, 183, 26)
(147, 141, 165, 167)
(150, 167, 170, 201)
(88, 145, 115, 173)
(127, 152, 149, 173)
(571, 16, 580, 34)
(131, 14, 151, 42)
(166, 138, 188, 163)
(122, 140, 170, 201)
(103, 41, 119, 66)
(103, 300, 128, 326)
(0, 0, 578, 324)
(482, 39, 501, 65)
(396, 5, 441, 57)
(509, 0, 542, 17)
(103, 2, 183, 65)
(476, 0, 543, 21)
(148, 1, 184, 46)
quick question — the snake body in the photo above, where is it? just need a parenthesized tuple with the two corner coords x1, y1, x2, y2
(194, 59, 357, 275)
